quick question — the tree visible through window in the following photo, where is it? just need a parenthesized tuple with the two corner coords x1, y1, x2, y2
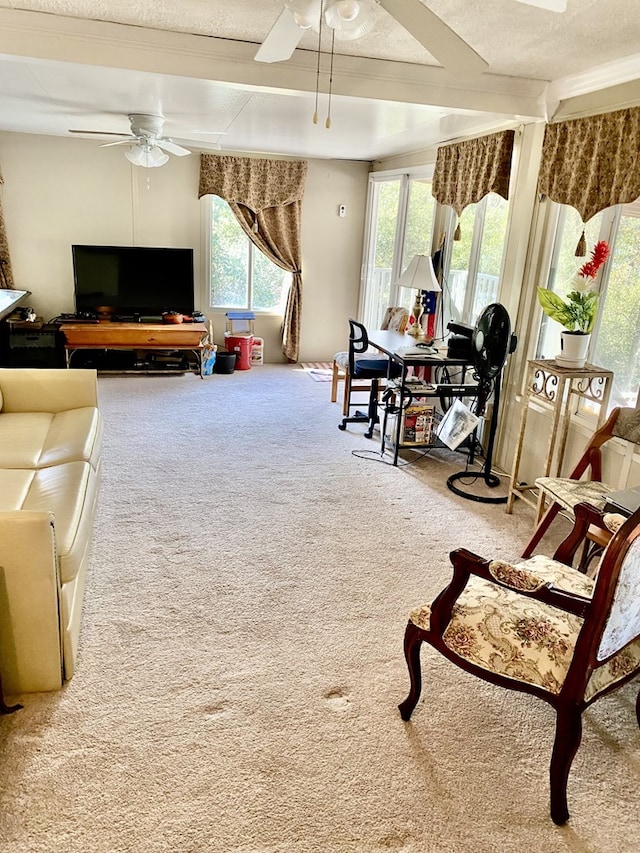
(538, 200, 640, 409)
(446, 194, 508, 327)
(208, 195, 290, 311)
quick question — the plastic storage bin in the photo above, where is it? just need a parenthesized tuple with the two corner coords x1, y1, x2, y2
(225, 334, 254, 370)
(214, 351, 236, 374)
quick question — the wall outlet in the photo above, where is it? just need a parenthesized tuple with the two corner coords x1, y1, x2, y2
(338, 204, 346, 218)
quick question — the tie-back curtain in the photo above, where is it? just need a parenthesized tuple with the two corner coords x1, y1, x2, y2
(199, 154, 307, 362)
(432, 129, 515, 216)
(0, 172, 15, 289)
(538, 106, 640, 224)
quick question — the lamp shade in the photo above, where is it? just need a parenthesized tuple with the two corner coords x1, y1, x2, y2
(394, 254, 441, 292)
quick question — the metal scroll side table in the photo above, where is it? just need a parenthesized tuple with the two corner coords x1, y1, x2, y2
(506, 359, 613, 520)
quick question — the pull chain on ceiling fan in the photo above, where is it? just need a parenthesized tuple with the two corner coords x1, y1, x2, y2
(255, 0, 566, 73)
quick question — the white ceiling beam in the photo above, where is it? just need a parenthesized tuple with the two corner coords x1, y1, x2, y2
(0, 8, 547, 119)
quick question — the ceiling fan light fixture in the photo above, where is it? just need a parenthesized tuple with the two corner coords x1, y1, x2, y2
(324, 0, 376, 39)
(286, 0, 321, 29)
(125, 142, 169, 168)
(333, 0, 360, 21)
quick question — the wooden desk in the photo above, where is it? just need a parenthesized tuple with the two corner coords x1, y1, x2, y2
(60, 322, 208, 376)
(367, 330, 476, 466)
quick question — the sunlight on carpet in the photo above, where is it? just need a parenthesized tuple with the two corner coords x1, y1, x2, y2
(301, 362, 334, 382)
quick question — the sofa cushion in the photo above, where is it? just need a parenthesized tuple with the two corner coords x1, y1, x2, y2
(0, 407, 101, 469)
(0, 462, 96, 584)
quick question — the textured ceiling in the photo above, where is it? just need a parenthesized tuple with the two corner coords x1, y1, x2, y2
(0, 1, 639, 161)
(1, 0, 639, 80)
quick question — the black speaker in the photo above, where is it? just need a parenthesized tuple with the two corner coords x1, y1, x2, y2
(447, 334, 474, 359)
(8, 325, 65, 368)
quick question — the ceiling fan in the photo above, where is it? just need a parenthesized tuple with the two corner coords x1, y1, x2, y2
(255, 0, 567, 75)
(68, 114, 192, 168)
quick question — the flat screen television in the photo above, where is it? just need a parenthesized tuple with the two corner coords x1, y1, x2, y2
(72, 245, 195, 318)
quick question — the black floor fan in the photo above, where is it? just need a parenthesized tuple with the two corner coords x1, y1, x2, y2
(446, 303, 517, 504)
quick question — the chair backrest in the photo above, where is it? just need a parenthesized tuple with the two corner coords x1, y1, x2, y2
(573, 506, 640, 675)
(380, 306, 409, 332)
(567, 406, 640, 481)
(612, 406, 640, 444)
(347, 319, 369, 374)
(596, 517, 640, 661)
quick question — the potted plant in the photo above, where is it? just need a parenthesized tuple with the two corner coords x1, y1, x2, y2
(537, 240, 610, 367)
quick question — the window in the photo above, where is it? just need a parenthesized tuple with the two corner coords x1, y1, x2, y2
(361, 178, 402, 330)
(206, 195, 290, 312)
(537, 199, 640, 409)
(360, 171, 436, 330)
(444, 193, 509, 328)
(360, 172, 509, 337)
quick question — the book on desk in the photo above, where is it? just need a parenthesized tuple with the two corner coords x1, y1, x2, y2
(393, 345, 442, 359)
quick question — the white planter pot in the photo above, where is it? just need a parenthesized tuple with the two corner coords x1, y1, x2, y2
(557, 331, 590, 368)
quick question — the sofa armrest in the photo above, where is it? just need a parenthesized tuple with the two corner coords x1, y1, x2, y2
(0, 368, 98, 413)
(0, 511, 64, 694)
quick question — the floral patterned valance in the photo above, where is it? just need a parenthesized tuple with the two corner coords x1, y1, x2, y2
(538, 106, 640, 223)
(198, 154, 308, 212)
(432, 129, 515, 216)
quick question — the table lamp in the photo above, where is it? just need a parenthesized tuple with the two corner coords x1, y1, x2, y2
(394, 254, 441, 338)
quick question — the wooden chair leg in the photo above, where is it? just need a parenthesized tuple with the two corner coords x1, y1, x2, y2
(549, 707, 583, 825)
(398, 621, 425, 721)
(331, 360, 343, 404)
(522, 501, 563, 558)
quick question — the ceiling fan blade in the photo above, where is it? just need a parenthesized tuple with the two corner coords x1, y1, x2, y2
(99, 138, 136, 148)
(155, 139, 191, 157)
(254, 7, 305, 63)
(379, 0, 489, 75)
(513, 0, 567, 11)
(69, 129, 131, 136)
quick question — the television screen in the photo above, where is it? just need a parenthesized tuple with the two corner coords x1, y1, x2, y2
(72, 245, 195, 317)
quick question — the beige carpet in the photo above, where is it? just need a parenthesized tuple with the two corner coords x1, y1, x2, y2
(1, 365, 638, 852)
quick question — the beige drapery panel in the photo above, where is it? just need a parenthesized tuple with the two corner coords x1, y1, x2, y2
(0, 172, 15, 289)
(432, 129, 515, 216)
(538, 106, 640, 224)
(198, 154, 308, 361)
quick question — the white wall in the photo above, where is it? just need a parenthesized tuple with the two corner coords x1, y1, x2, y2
(0, 131, 369, 362)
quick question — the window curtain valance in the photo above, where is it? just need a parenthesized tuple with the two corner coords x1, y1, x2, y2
(0, 171, 15, 289)
(538, 106, 640, 224)
(198, 154, 308, 362)
(432, 129, 515, 216)
(198, 154, 307, 211)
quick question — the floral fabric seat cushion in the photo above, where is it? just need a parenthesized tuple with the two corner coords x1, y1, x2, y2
(409, 555, 640, 701)
(535, 476, 613, 511)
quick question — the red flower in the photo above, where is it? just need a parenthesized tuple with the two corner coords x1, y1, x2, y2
(579, 240, 610, 279)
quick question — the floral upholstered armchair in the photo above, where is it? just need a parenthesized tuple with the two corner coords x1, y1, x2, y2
(398, 505, 640, 824)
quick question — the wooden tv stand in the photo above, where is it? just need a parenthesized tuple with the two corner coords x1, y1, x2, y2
(60, 322, 208, 376)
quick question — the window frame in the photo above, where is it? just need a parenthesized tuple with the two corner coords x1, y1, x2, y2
(442, 193, 509, 328)
(534, 197, 640, 413)
(201, 194, 289, 315)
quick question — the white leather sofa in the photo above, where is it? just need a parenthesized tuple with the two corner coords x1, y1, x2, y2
(0, 368, 102, 694)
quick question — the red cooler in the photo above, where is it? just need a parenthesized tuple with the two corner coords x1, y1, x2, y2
(225, 334, 254, 370)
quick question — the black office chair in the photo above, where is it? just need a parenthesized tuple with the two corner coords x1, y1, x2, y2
(338, 319, 401, 438)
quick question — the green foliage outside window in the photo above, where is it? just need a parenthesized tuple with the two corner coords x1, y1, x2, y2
(209, 195, 289, 311)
